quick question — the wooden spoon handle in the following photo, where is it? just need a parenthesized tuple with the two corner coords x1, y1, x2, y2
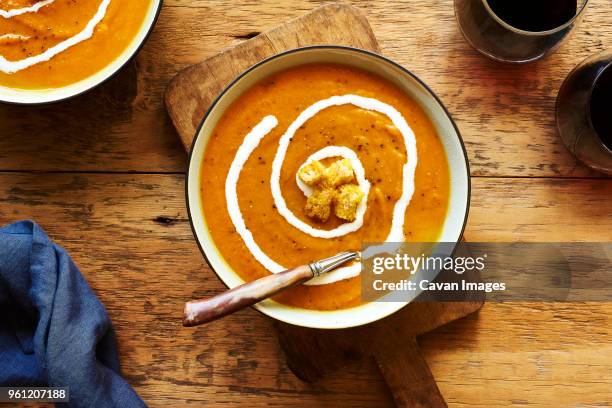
(183, 265, 314, 326)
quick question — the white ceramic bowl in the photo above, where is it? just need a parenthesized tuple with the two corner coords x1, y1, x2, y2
(187, 46, 470, 329)
(0, 0, 162, 104)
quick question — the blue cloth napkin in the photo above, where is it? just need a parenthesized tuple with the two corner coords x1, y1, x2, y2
(0, 221, 146, 408)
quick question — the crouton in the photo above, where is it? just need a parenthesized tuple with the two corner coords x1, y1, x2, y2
(322, 158, 355, 188)
(333, 184, 364, 221)
(298, 160, 326, 186)
(305, 188, 334, 222)
(298, 158, 364, 223)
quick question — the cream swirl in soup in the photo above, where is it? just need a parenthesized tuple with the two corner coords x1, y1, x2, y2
(225, 95, 418, 285)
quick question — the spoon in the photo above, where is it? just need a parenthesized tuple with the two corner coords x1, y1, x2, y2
(183, 251, 359, 326)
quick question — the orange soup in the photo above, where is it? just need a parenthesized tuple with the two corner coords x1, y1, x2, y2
(200, 63, 450, 310)
(0, 0, 152, 89)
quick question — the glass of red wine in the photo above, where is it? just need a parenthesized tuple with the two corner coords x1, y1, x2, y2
(556, 49, 612, 175)
(454, 0, 589, 63)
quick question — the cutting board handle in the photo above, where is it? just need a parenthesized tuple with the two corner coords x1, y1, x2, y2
(373, 337, 447, 408)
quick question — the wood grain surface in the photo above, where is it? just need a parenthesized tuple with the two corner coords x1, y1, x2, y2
(1, 0, 611, 407)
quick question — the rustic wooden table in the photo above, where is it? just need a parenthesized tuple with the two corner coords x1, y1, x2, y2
(1, 1, 611, 407)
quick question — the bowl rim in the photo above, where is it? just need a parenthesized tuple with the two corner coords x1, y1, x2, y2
(186, 45, 472, 328)
(0, 0, 163, 106)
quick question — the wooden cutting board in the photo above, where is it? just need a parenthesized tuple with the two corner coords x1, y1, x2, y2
(164, 3, 484, 407)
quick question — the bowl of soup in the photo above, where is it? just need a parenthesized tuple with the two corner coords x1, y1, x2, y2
(0, 0, 162, 104)
(187, 46, 470, 329)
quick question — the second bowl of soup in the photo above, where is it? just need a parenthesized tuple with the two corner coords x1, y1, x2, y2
(0, 0, 162, 103)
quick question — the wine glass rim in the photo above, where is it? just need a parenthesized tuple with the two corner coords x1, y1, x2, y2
(586, 59, 612, 154)
(481, 0, 590, 36)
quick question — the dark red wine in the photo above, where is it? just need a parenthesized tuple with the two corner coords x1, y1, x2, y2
(590, 66, 612, 151)
(557, 50, 612, 174)
(486, 0, 578, 32)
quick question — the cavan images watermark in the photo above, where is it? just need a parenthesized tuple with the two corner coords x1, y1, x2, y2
(361, 242, 612, 303)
